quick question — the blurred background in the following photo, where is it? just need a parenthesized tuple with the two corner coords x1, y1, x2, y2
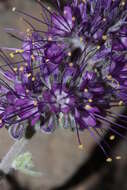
(0, 0, 127, 190)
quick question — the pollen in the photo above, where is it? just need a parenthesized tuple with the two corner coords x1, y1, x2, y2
(69, 62, 73, 67)
(68, 52, 72, 57)
(102, 35, 108, 41)
(26, 28, 31, 33)
(97, 45, 101, 50)
(78, 144, 84, 150)
(32, 77, 35, 81)
(25, 63, 28, 66)
(0, 119, 2, 124)
(46, 59, 49, 63)
(88, 99, 93, 103)
(31, 55, 35, 61)
(48, 36, 52, 41)
(47, 6, 51, 10)
(72, 16, 76, 21)
(118, 100, 123, 106)
(107, 75, 112, 80)
(85, 104, 91, 110)
(33, 100, 38, 106)
(121, 1, 125, 6)
(12, 7, 16, 12)
(106, 157, 112, 162)
(103, 18, 106, 22)
(80, 37, 83, 42)
(19, 66, 24, 72)
(109, 135, 115, 141)
(84, 88, 88, 93)
(64, 10, 67, 15)
(27, 73, 32, 78)
(116, 156, 122, 160)
(10, 53, 14, 58)
(26, 89, 29, 93)
(19, 49, 24, 53)
(13, 67, 18, 72)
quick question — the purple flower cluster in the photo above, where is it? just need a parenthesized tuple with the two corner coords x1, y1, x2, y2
(0, 0, 127, 156)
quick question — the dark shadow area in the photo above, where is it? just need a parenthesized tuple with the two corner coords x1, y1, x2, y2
(51, 108, 127, 190)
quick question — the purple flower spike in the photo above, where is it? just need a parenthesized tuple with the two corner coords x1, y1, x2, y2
(0, 0, 127, 159)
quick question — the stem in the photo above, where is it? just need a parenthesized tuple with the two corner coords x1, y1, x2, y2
(0, 138, 28, 174)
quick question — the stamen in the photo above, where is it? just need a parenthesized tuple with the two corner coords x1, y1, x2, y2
(88, 99, 93, 103)
(9, 53, 14, 58)
(109, 135, 115, 141)
(85, 104, 91, 110)
(13, 67, 18, 72)
(12, 7, 16, 12)
(72, 16, 76, 21)
(97, 45, 101, 50)
(67, 52, 72, 57)
(19, 66, 24, 72)
(116, 156, 122, 160)
(27, 73, 32, 78)
(106, 157, 112, 162)
(118, 101, 123, 106)
(33, 100, 38, 106)
(0, 119, 2, 124)
(84, 88, 88, 93)
(32, 77, 35, 81)
(69, 62, 73, 67)
(102, 35, 108, 41)
(78, 144, 84, 150)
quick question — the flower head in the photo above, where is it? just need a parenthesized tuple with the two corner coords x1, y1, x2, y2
(0, 0, 127, 159)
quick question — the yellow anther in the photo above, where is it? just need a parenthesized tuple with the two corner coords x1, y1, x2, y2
(46, 59, 49, 63)
(103, 18, 106, 21)
(19, 49, 24, 53)
(48, 36, 52, 41)
(27, 73, 32, 78)
(19, 66, 24, 72)
(107, 75, 112, 80)
(0, 119, 2, 124)
(78, 144, 84, 150)
(26, 28, 30, 33)
(31, 55, 35, 61)
(109, 135, 115, 141)
(80, 37, 83, 42)
(102, 35, 108, 41)
(16, 49, 24, 53)
(32, 77, 35, 81)
(97, 45, 101, 50)
(25, 63, 28, 66)
(69, 62, 73, 67)
(88, 99, 93, 103)
(84, 88, 88, 93)
(106, 157, 112, 162)
(10, 53, 14, 58)
(12, 7, 16, 12)
(68, 52, 72, 57)
(121, 1, 125, 6)
(118, 100, 123, 106)
(72, 16, 76, 21)
(47, 6, 51, 10)
(85, 104, 91, 110)
(13, 67, 18, 72)
(26, 89, 29, 93)
(116, 156, 122, 160)
(33, 100, 38, 106)
(64, 10, 67, 15)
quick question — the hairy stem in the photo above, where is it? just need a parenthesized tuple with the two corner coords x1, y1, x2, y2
(0, 138, 28, 174)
